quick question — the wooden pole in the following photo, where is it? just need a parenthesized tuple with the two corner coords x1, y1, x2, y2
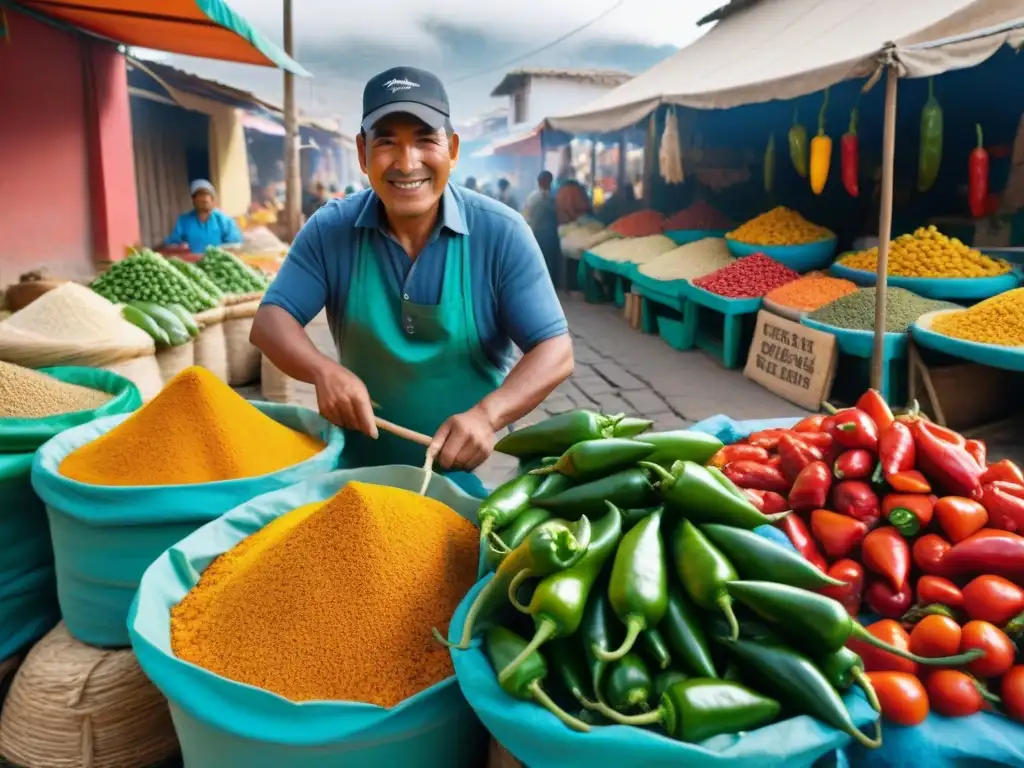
(589, 141, 598, 201)
(871, 64, 898, 392)
(282, 0, 301, 241)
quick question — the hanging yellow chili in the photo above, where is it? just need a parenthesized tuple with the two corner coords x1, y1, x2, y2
(809, 89, 831, 195)
(788, 107, 808, 178)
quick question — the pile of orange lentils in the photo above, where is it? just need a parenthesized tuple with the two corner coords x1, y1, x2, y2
(764, 273, 859, 312)
(608, 209, 666, 237)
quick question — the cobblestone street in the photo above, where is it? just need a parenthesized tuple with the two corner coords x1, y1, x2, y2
(250, 294, 811, 488)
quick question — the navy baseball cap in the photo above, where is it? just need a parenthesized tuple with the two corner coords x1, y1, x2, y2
(361, 66, 450, 133)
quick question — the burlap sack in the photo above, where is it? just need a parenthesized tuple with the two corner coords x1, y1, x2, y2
(155, 341, 195, 384)
(101, 355, 163, 403)
(0, 655, 22, 719)
(260, 355, 298, 404)
(0, 624, 179, 768)
(223, 300, 262, 387)
(193, 307, 228, 383)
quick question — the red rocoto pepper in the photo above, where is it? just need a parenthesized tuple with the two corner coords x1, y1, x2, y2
(776, 513, 828, 572)
(943, 529, 1024, 581)
(887, 470, 932, 494)
(877, 421, 916, 479)
(793, 414, 828, 433)
(819, 559, 865, 616)
(833, 480, 881, 526)
(897, 409, 965, 446)
(788, 461, 832, 512)
(916, 575, 965, 609)
(969, 123, 989, 219)
(910, 420, 982, 498)
(882, 493, 935, 537)
(862, 527, 911, 592)
(964, 439, 987, 469)
(708, 444, 771, 468)
(934, 495, 988, 542)
(848, 619, 919, 675)
(747, 429, 789, 451)
(778, 433, 823, 482)
(962, 574, 1024, 626)
(865, 577, 914, 619)
(755, 490, 790, 515)
(981, 482, 1024, 534)
(855, 389, 893, 432)
(826, 407, 880, 451)
(834, 449, 875, 481)
(913, 533, 953, 576)
(841, 109, 860, 198)
(982, 459, 1024, 486)
(723, 460, 790, 494)
(811, 508, 868, 559)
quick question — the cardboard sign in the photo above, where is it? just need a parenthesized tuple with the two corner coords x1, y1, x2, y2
(744, 310, 838, 410)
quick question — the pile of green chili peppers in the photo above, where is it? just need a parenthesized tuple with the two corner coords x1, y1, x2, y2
(436, 409, 996, 748)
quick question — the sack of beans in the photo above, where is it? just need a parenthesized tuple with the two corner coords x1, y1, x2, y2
(130, 467, 488, 768)
(260, 355, 299, 404)
(0, 364, 140, 661)
(155, 339, 195, 384)
(31, 366, 344, 647)
(223, 300, 263, 387)
(0, 623, 179, 768)
(193, 306, 229, 383)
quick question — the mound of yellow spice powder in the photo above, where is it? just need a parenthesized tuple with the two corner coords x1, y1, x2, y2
(930, 288, 1024, 346)
(170, 482, 479, 706)
(837, 226, 1012, 278)
(728, 206, 833, 246)
(59, 365, 324, 486)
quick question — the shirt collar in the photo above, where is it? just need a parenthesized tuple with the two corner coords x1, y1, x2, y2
(354, 184, 468, 236)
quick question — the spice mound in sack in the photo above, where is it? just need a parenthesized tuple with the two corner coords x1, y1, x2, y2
(591, 234, 677, 264)
(764, 274, 858, 312)
(692, 253, 799, 299)
(931, 288, 1024, 346)
(728, 206, 833, 246)
(809, 287, 957, 333)
(171, 482, 479, 706)
(0, 361, 112, 418)
(1, 282, 151, 346)
(662, 201, 733, 231)
(837, 225, 1012, 278)
(638, 238, 735, 281)
(59, 365, 323, 486)
(608, 209, 666, 237)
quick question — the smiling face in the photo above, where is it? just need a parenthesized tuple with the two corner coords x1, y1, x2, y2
(357, 113, 459, 220)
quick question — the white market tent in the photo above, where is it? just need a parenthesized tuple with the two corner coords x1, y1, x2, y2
(545, 0, 1024, 390)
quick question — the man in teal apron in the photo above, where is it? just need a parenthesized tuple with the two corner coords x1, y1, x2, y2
(251, 67, 573, 497)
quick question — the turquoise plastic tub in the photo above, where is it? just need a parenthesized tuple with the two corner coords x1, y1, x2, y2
(829, 261, 1022, 301)
(682, 281, 763, 315)
(725, 237, 837, 272)
(912, 309, 1024, 372)
(632, 274, 687, 310)
(665, 229, 729, 245)
(801, 316, 909, 360)
(656, 314, 694, 351)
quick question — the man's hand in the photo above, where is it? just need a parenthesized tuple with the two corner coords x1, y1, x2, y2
(429, 405, 496, 471)
(312, 362, 378, 438)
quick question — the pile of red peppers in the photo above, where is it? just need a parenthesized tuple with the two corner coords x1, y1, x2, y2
(712, 389, 1024, 725)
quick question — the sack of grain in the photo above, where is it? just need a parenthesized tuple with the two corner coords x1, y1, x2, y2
(101, 355, 164, 403)
(224, 300, 262, 387)
(193, 307, 229, 383)
(0, 365, 140, 661)
(0, 623, 179, 768)
(0, 654, 23, 717)
(260, 355, 297, 404)
(156, 340, 195, 384)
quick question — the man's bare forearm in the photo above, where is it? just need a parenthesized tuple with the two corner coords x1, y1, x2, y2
(250, 305, 336, 384)
(477, 334, 574, 431)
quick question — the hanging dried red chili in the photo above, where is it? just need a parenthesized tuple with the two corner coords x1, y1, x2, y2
(841, 108, 859, 198)
(969, 124, 989, 219)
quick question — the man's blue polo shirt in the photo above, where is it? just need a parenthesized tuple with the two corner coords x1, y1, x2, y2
(166, 210, 243, 253)
(261, 185, 568, 372)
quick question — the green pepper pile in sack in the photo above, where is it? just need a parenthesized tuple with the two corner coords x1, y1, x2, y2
(121, 301, 199, 348)
(167, 256, 226, 303)
(91, 249, 218, 312)
(440, 410, 998, 748)
(200, 247, 271, 294)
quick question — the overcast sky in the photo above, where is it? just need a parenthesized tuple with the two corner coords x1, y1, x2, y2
(140, 0, 722, 131)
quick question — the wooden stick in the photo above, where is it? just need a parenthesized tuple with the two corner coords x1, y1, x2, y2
(375, 417, 431, 447)
(872, 62, 899, 391)
(417, 450, 436, 496)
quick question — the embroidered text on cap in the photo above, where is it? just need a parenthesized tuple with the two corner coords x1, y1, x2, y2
(384, 78, 419, 93)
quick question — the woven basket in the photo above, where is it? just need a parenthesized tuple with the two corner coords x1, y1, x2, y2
(193, 308, 228, 383)
(223, 301, 261, 387)
(155, 341, 195, 384)
(0, 624, 179, 768)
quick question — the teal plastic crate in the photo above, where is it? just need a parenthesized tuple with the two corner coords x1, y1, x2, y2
(680, 282, 762, 369)
(912, 309, 1024, 373)
(725, 237, 837, 272)
(801, 316, 909, 403)
(632, 280, 693, 349)
(665, 229, 729, 245)
(579, 256, 612, 304)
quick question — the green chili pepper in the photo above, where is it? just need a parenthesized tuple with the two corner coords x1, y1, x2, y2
(478, 473, 544, 549)
(639, 626, 672, 670)
(436, 517, 592, 649)
(581, 577, 620, 706)
(705, 465, 750, 501)
(674, 519, 740, 641)
(635, 430, 723, 467)
(604, 652, 652, 712)
(546, 636, 592, 703)
(725, 581, 985, 666)
(700, 524, 845, 590)
(577, 707, 611, 726)
(642, 461, 787, 529)
(486, 507, 551, 571)
(532, 472, 574, 502)
(532, 438, 655, 480)
(597, 508, 668, 662)
(586, 678, 780, 743)
(499, 503, 623, 682)
(917, 77, 943, 193)
(718, 637, 881, 749)
(612, 416, 654, 438)
(494, 410, 620, 458)
(661, 583, 717, 678)
(652, 669, 689, 701)
(722, 661, 744, 684)
(817, 646, 881, 713)
(484, 625, 591, 732)
(620, 505, 662, 532)
(789, 106, 809, 178)
(707, 613, 783, 645)
(901, 603, 959, 624)
(764, 134, 776, 193)
(534, 468, 658, 517)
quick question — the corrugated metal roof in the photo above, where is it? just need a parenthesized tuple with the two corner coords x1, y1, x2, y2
(490, 67, 633, 97)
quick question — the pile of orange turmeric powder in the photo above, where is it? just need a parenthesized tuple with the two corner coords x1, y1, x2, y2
(170, 481, 479, 706)
(59, 366, 324, 486)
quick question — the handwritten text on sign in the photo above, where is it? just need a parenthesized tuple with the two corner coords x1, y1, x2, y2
(744, 311, 837, 410)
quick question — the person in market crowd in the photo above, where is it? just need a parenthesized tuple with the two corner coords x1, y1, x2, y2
(523, 170, 560, 287)
(555, 177, 592, 224)
(164, 179, 243, 253)
(250, 66, 572, 498)
(303, 181, 330, 219)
